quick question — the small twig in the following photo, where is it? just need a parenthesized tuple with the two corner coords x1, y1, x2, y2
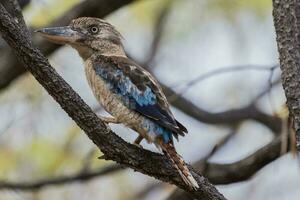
(0, 165, 123, 191)
(98, 155, 106, 160)
(200, 128, 237, 172)
(81, 148, 97, 173)
(266, 66, 278, 115)
(172, 64, 279, 97)
(143, 1, 172, 68)
(134, 182, 164, 200)
(280, 117, 289, 155)
(288, 117, 297, 156)
(0, 115, 15, 136)
(250, 77, 281, 103)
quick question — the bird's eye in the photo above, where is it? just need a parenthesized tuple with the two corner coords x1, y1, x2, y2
(89, 26, 99, 34)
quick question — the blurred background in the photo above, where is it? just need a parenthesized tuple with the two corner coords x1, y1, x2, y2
(0, 0, 296, 199)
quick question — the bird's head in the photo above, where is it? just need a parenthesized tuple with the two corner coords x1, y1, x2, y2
(36, 17, 125, 60)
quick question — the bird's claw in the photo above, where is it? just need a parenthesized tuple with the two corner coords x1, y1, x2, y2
(133, 135, 144, 148)
(99, 116, 120, 124)
(133, 142, 143, 149)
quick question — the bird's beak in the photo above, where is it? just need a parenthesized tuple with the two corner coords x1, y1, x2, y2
(35, 26, 83, 44)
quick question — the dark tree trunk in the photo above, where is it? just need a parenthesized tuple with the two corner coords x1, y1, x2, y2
(273, 0, 300, 151)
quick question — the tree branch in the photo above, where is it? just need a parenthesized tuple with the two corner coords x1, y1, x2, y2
(142, 1, 172, 68)
(0, 136, 285, 193)
(175, 65, 278, 93)
(167, 136, 285, 200)
(199, 128, 237, 170)
(0, 165, 123, 191)
(0, 4, 226, 200)
(163, 86, 282, 134)
(5, 0, 29, 38)
(195, 137, 283, 184)
(272, 0, 300, 151)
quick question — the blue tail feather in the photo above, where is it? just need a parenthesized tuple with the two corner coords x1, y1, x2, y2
(142, 119, 173, 143)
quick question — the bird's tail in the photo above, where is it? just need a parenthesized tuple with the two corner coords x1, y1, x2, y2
(161, 142, 199, 190)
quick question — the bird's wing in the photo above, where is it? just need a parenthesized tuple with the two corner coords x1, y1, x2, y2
(92, 55, 187, 139)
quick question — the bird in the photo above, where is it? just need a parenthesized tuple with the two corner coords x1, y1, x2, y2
(36, 17, 199, 190)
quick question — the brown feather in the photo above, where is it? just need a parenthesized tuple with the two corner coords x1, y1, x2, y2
(94, 55, 187, 138)
(160, 140, 199, 190)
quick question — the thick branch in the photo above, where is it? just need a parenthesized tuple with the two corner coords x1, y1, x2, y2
(272, 0, 300, 150)
(196, 137, 282, 184)
(163, 86, 282, 134)
(0, 5, 225, 200)
(168, 137, 284, 200)
(0, 137, 284, 192)
(5, 0, 29, 39)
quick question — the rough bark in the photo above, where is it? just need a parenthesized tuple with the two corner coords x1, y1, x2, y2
(0, 135, 284, 191)
(273, 0, 300, 150)
(0, 4, 226, 200)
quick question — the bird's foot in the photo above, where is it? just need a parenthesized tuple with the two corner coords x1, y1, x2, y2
(133, 135, 144, 148)
(133, 143, 143, 148)
(99, 116, 120, 124)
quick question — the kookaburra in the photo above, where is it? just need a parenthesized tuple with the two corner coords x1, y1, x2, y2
(37, 17, 199, 189)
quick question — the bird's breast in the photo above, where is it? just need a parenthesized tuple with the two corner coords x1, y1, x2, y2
(84, 60, 141, 126)
(84, 58, 162, 143)
(85, 59, 117, 113)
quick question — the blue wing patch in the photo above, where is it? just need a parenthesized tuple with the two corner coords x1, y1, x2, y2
(96, 68, 156, 106)
(92, 55, 187, 142)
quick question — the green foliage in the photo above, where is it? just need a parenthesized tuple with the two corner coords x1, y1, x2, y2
(0, 125, 86, 179)
(24, 139, 73, 175)
(24, 0, 79, 27)
(207, 0, 272, 19)
(129, 0, 171, 26)
(0, 149, 17, 178)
